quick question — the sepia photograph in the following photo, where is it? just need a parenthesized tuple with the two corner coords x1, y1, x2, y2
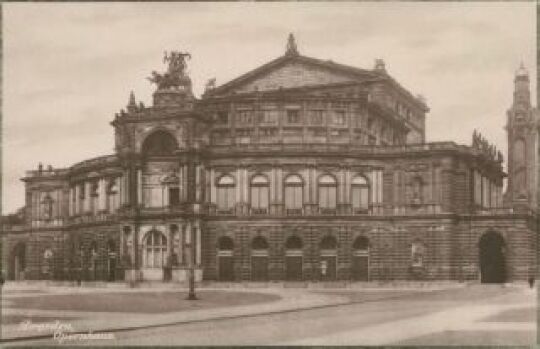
(1, 1, 537, 346)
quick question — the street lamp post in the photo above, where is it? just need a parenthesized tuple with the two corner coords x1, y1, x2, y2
(186, 221, 197, 300)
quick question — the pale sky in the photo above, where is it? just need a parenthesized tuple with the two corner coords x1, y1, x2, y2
(2, 2, 536, 214)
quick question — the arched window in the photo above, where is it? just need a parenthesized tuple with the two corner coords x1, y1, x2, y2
(286, 235, 303, 250)
(251, 236, 269, 250)
(250, 175, 269, 214)
(144, 230, 167, 268)
(218, 236, 234, 251)
(353, 236, 369, 251)
(318, 174, 337, 212)
(141, 130, 178, 157)
(284, 174, 303, 214)
(216, 175, 236, 212)
(411, 176, 424, 204)
(320, 236, 337, 250)
(351, 175, 370, 213)
(411, 241, 426, 267)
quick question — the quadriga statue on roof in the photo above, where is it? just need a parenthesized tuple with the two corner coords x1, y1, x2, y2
(148, 51, 192, 90)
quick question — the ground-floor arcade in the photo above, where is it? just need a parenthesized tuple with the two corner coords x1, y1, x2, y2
(2, 215, 536, 284)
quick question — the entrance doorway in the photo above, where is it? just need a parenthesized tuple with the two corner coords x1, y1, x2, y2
(285, 235, 303, 281)
(479, 231, 506, 283)
(107, 239, 117, 281)
(10, 243, 26, 280)
(351, 236, 369, 281)
(217, 236, 234, 281)
(320, 236, 337, 281)
(251, 236, 269, 281)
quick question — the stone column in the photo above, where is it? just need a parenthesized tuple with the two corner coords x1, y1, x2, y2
(276, 167, 283, 202)
(210, 168, 216, 204)
(195, 221, 202, 266)
(84, 182, 92, 213)
(310, 166, 317, 203)
(302, 168, 309, 204)
(178, 223, 184, 265)
(74, 185, 80, 215)
(168, 224, 173, 262)
(163, 185, 169, 207)
(137, 169, 142, 207)
(98, 178, 106, 211)
(119, 226, 125, 258)
(195, 164, 202, 202)
(69, 187, 74, 216)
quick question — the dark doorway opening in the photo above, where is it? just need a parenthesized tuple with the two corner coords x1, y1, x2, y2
(218, 236, 234, 281)
(352, 236, 369, 281)
(251, 236, 269, 281)
(286, 256, 303, 281)
(107, 239, 117, 282)
(169, 187, 180, 206)
(285, 235, 303, 281)
(10, 243, 26, 280)
(479, 231, 506, 283)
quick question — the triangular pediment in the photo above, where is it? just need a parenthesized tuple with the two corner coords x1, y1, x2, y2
(208, 55, 377, 96)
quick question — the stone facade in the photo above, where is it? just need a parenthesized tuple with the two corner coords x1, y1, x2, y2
(2, 35, 537, 283)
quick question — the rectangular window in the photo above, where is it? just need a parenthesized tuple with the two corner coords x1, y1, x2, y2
(319, 187, 336, 209)
(169, 187, 180, 206)
(333, 111, 346, 125)
(260, 128, 277, 137)
(236, 129, 252, 137)
(285, 186, 303, 209)
(217, 187, 236, 211)
(260, 110, 278, 124)
(216, 111, 229, 125)
(310, 110, 324, 125)
(352, 187, 369, 210)
(250, 187, 269, 209)
(286, 110, 300, 124)
(236, 111, 252, 124)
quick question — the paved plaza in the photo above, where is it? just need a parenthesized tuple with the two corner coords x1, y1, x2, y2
(1, 282, 536, 346)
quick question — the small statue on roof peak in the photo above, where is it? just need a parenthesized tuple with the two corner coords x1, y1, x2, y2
(285, 33, 299, 56)
(204, 78, 216, 93)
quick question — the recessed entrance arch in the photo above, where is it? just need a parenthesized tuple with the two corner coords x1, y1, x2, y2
(141, 130, 178, 157)
(479, 231, 506, 283)
(9, 243, 26, 280)
(285, 235, 303, 281)
(352, 236, 369, 281)
(251, 236, 269, 281)
(320, 235, 337, 281)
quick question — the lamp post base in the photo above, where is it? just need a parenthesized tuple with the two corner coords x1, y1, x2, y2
(186, 292, 198, 300)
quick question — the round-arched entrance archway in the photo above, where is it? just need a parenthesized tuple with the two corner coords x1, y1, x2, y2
(320, 235, 337, 281)
(285, 235, 303, 281)
(251, 236, 269, 281)
(9, 243, 26, 280)
(352, 236, 369, 281)
(479, 231, 506, 283)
